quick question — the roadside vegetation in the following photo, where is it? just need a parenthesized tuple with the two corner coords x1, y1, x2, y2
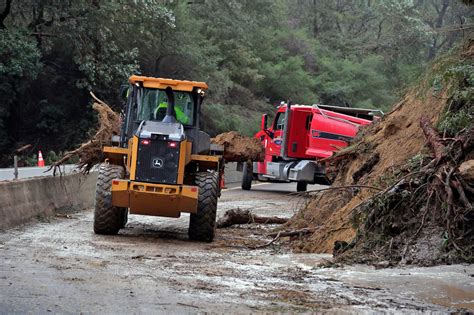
(0, 0, 472, 166)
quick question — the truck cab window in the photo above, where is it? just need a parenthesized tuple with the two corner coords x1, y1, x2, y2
(306, 114, 313, 130)
(274, 112, 286, 130)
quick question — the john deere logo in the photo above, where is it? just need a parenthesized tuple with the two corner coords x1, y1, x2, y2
(152, 158, 163, 168)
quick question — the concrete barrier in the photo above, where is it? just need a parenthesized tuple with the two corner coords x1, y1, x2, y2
(0, 162, 242, 230)
(0, 172, 97, 230)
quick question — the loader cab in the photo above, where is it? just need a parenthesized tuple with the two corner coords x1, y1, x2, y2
(120, 76, 209, 154)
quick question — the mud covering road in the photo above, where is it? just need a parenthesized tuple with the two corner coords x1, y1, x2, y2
(1, 182, 473, 313)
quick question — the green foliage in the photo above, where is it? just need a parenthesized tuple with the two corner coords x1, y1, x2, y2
(435, 55, 474, 137)
(0, 29, 42, 154)
(23, 153, 37, 167)
(407, 153, 429, 172)
(260, 56, 316, 103)
(438, 107, 472, 137)
(201, 103, 266, 137)
(314, 55, 396, 109)
(0, 0, 471, 166)
(0, 29, 41, 78)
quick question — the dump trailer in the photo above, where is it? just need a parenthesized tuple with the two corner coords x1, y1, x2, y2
(241, 103, 381, 192)
(94, 76, 223, 242)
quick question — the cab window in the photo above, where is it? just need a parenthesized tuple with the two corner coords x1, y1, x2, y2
(137, 88, 195, 126)
(274, 112, 286, 130)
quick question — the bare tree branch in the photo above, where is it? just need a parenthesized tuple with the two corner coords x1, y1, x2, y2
(0, 0, 12, 29)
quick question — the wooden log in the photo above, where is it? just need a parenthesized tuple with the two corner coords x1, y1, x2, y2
(266, 228, 315, 238)
(217, 208, 288, 228)
(420, 116, 446, 163)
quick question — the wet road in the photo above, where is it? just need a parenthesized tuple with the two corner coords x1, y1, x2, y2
(0, 165, 78, 181)
(0, 182, 473, 313)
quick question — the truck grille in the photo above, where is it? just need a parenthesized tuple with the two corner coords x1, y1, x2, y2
(135, 139, 180, 184)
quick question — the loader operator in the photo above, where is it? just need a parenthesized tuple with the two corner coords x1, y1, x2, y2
(154, 100, 189, 125)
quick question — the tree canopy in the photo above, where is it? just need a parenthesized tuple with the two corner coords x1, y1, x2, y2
(0, 0, 472, 165)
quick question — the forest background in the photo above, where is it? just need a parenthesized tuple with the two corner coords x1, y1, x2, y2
(0, 0, 472, 166)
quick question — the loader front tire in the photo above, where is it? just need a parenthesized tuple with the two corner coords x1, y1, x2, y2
(188, 171, 219, 242)
(93, 164, 127, 235)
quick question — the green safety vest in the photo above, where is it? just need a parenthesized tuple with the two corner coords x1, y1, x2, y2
(155, 102, 189, 124)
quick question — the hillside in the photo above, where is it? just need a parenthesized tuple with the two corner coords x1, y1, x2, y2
(288, 42, 473, 265)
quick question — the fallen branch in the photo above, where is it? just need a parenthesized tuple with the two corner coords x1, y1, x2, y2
(248, 229, 315, 249)
(217, 208, 288, 228)
(48, 92, 121, 174)
(292, 184, 383, 197)
(249, 232, 282, 249)
(267, 228, 315, 238)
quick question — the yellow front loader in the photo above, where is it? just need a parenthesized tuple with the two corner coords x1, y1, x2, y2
(94, 76, 223, 241)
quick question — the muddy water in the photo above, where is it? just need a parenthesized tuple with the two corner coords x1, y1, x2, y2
(266, 253, 474, 310)
(0, 182, 472, 313)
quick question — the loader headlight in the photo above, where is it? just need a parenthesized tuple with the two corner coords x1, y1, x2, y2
(197, 88, 205, 96)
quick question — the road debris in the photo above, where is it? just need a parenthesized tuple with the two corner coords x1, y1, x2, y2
(217, 208, 288, 228)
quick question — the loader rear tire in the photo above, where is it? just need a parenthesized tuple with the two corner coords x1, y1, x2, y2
(241, 162, 253, 190)
(93, 164, 127, 235)
(188, 171, 219, 242)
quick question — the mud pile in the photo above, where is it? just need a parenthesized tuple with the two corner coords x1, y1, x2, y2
(212, 131, 264, 162)
(288, 42, 473, 265)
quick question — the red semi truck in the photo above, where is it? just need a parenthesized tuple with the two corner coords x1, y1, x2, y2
(240, 103, 381, 191)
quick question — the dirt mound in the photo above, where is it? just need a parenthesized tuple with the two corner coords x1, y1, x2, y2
(212, 131, 264, 162)
(290, 90, 446, 252)
(288, 43, 473, 265)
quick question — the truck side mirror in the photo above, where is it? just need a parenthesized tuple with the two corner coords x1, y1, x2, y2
(261, 114, 268, 130)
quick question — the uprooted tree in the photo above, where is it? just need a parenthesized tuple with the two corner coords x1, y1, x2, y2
(49, 93, 121, 174)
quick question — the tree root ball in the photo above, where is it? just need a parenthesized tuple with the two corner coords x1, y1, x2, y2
(211, 131, 264, 162)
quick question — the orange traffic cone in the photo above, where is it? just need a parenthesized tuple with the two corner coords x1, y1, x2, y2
(37, 150, 45, 167)
(220, 174, 226, 189)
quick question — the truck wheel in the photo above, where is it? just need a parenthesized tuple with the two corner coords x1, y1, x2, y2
(189, 171, 219, 242)
(241, 162, 253, 190)
(297, 181, 308, 192)
(93, 164, 127, 235)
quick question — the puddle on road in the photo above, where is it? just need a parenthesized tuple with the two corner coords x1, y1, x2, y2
(262, 253, 333, 270)
(272, 254, 474, 311)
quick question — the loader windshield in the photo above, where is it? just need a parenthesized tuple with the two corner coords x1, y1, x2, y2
(138, 88, 195, 126)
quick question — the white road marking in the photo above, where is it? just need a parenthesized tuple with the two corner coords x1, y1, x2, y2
(223, 182, 271, 191)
